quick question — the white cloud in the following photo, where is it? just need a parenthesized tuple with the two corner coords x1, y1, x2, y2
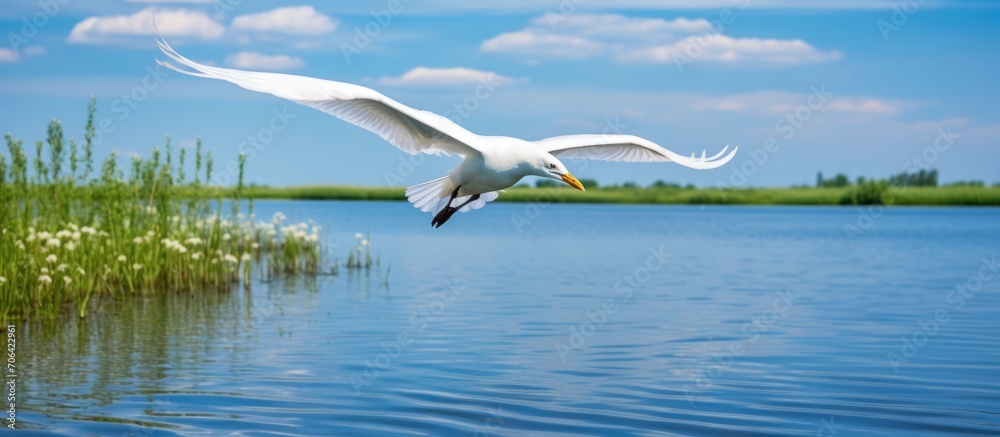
(126, 0, 213, 3)
(678, 91, 910, 116)
(0, 49, 19, 64)
(481, 32, 605, 60)
(482, 13, 840, 68)
(68, 7, 224, 43)
(225, 52, 305, 70)
(377, 67, 520, 87)
(22, 46, 46, 56)
(231, 6, 337, 36)
(401, 0, 936, 11)
(621, 35, 841, 66)
(0, 46, 46, 63)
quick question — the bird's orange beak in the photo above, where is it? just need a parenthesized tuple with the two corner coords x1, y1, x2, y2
(561, 173, 585, 191)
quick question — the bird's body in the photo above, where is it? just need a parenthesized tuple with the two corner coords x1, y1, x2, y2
(455, 137, 535, 194)
(155, 34, 737, 227)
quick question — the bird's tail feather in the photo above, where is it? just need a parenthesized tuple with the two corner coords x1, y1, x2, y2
(405, 177, 498, 215)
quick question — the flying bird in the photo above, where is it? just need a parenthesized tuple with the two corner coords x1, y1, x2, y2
(155, 36, 736, 228)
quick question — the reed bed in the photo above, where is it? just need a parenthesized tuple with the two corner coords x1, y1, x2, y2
(0, 101, 362, 321)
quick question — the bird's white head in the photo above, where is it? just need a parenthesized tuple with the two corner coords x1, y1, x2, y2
(535, 153, 585, 191)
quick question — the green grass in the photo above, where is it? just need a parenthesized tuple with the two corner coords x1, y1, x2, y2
(230, 185, 1000, 206)
(0, 101, 341, 321)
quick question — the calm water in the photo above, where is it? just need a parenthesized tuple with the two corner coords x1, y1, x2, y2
(17, 201, 1000, 436)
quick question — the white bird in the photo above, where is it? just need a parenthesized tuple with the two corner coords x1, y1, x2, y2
(155, 36, 737, 228)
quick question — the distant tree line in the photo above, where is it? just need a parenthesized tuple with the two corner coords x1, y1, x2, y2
(533, 178, 694, 190)
(818, 169, 946, 189)
(520, 169, 990, 192)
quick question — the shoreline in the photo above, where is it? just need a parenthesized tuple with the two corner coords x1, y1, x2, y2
(223, 185, 1000, 207)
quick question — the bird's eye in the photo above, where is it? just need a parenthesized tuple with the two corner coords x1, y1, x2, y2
(548, 163, 557, 169)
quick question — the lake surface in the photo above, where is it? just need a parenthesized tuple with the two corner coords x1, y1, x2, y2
(17, 201, 1000, 436)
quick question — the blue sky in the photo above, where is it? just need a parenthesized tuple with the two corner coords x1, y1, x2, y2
(2, 0, 998, 188)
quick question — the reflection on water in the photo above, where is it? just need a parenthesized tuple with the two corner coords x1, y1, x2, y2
(16, 202, 1000, 436)
(21, 276, 323, 435)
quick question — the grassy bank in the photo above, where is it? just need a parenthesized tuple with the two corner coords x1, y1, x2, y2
(230, 184, 1000, 206)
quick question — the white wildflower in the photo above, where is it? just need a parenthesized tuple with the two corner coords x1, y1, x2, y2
(133, 263, 143, 271)
(0, 277, 6, 284)
(46, 254, 57, 263)
(118, 255, 127, 263)
(251, 242, 260, 249)
(241, 253, 252, 262)
(223, 254, 238, 264)
(57, 263, 68, 272)
(38, 275, 52, 285)
(38, 231, 51, 240)
(65, 241, 76, 251)
(133, 236, 144, 244)
(191, 252, 203, 260)
(77, 267, 86, 276)
(222, 233, 231, 241)
(41, 267, 49, 274)
(46, 238, 61, 248)
(63, 276, 72, 285)
(354, 233, 363, 239)
(361, 240, 369, 246)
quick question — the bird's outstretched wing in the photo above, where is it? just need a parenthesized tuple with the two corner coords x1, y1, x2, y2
(155, 36, 480, 157)
(536, 134, 737, 170)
